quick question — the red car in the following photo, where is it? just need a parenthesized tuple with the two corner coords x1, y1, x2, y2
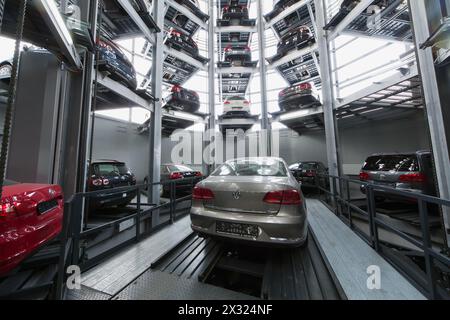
(0, 181, 64, 277)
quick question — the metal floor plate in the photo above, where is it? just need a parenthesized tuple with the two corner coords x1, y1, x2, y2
(112, 270, 256, 300)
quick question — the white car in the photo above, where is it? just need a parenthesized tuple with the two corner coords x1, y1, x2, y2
(223, 96, 251, 117)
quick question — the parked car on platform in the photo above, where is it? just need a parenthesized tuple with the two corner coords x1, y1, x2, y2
(174, 0, 209, 22)
(289, 162, 328, 189)
(223, 96, 251, 117)
(0, 180, 63, 277)
(218, 0, 254, 26)
(164, 85, 200, 113)
(265, 0, 300, 21)
(165, 28, 199, 59)
(359, 151, 437, 201)
(97, 37, 138, 90)
(190, 157, 308, 247)
(144, 164, 202, 197)
(277, 26, 315, 58)
(279, 82, 321, 110)
(224, 44, 252, 64)
(87, 160, 137, 210)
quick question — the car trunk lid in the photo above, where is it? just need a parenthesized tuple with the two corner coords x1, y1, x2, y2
(201, 176, 293, 215)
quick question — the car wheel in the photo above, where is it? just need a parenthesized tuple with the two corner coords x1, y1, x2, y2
(0, 62, 12, 77)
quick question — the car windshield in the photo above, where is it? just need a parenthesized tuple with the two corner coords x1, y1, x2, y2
(362, 155, 419, 172)
(228, 96, 245, 101)
(93, 163, 130, 176)
(168, 165, 193, 172)
(212, 159, 287, 177)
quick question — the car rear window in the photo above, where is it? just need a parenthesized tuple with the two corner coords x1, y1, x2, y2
(213, 159, 287, 177)
(362, 155, 419, 172)
(93, 163, 129, 176)
(228, 96, 245, 101)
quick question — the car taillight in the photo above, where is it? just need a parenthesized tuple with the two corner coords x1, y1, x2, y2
(172, 85, 182, 93)
(223, 5, 229, 12)
(245, 46, 251, 51)
(399, 173, 426, 183)
(170, 172, 183, 180)
(359, 172, 370, 181)
(91, 178, 103, 186)
(103, 179, 110, 186)
(193, 186, 214, 200)
(171, 29, 181, 37)
(263, 190, 302, 205)
(298, 83, 312, 91)
(225, 45, 232, 52)
(194, 172, 203, 177)
(224, 100, 231, 105)
(243, 100, 250, 105)
(0, 199, 16, 217)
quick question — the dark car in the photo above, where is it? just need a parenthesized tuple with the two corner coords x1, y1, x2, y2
(88, 160, 137, 210)
(97, 37, 137, 90)
(218, 1, 254, 26)
(289, 162, 328, 189)
(144, 164, 202, 197)
(174, 0, 209, 22)
(164, 85, 200, 113)
(279, 82, 321, 111)
(0, 180, 63, 277)
(277, 26, 315, 57)
(224, 44, 252, 64)
(165, 28, 200, 59)
(359, 151, 437, 201)
(265, 0, 300, 21)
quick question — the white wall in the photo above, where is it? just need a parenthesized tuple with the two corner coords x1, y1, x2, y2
(91, 112, 430, 179)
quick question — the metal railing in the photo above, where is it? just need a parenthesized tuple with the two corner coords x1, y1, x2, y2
(55, 176, 202, 299)
(311, 173, 450, 300)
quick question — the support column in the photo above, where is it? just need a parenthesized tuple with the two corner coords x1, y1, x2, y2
(148, 0, 164, 225)
(206, 0, 216, 174)
(314, 0, 342, 187)
(61, 0, 98, 197)
(410, 0, 450, 247)
(256, 0, 271, 156)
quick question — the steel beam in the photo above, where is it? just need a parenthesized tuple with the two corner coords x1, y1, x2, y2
(117, 0, 156, 44)
(257, 0, 270, 155)
(206, 0, 216, 174)
(410, 0, 450, 247)
(148, 0, 164, 224)
(314, 0, 342, 187)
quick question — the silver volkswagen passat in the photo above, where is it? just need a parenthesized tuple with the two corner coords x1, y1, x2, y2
(190, 157, 308, 247)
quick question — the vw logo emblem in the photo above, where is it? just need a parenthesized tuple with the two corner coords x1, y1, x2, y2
(232, 190, 241, 200)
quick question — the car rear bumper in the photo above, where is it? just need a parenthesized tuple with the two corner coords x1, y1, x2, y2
(97, 59, 137, 89)
(190, 208, 308, 247)
(89, 189, 137, 209)
(279, 93, 319, 110)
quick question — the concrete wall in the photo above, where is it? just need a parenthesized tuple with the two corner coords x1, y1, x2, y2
(91, 115, 150, 181)
(92, 112, 430, 179)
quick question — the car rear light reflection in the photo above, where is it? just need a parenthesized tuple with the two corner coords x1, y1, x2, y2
(399, 173, 426, 183)
(263, 189, 302, 205)
(193, 186, 214, 200)
(172, 85, 182, 93)
(359, 172, 370, 181)
(194, 172, 203, 177)
(170, 172, 184, 180)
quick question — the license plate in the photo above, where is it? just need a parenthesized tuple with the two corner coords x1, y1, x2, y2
(216, 221, 259, 238)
